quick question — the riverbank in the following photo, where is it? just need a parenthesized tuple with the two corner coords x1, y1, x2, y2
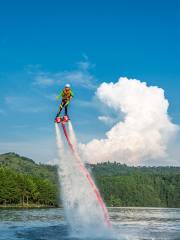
(0, 204, 58, 209)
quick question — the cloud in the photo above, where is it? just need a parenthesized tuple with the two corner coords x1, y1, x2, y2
(31, 59, 97, 89)
(5, 96, 47, 113)
(80, 77, 179, 166)
(55, 59, 96, 89)
(56, 70, 96, 89)
(33, 75, 54, 86)
(77, 60, 91, 71)
(76, 57, 95, 71)
(98, 116, 115, 125)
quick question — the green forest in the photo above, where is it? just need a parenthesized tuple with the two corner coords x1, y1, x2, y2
(0, 153, 179, 208)
(0, 153, 58, 207)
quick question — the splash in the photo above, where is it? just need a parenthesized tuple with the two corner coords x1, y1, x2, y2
(55, 123, 112, 238)
(67, 121, 78, 147)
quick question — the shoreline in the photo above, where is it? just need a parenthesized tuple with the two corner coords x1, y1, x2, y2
(0, 205, 179, 210)
(0, 204, 58, 209)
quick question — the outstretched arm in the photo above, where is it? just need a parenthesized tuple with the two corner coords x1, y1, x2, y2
(56, 91, 63, 100)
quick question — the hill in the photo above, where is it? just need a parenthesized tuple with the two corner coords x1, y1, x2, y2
(0, 153, 179, 208)
(0, 152, 57, 183)
(0, 153, 58, 207)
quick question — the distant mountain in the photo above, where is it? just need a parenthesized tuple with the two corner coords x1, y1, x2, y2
(0, 153, 179, 208)
(0, 152, 57, 183)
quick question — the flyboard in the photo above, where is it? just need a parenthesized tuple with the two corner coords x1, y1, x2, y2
(55, 115, 111, 227)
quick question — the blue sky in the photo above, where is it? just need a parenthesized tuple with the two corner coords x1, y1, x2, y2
(0, 0, 180, 163)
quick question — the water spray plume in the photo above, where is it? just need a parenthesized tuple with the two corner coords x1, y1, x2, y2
(68, 121, 78, 147)
(61, 122, 111, 228)
(55, 122, 112, 237)
(55, 123, 64, 156)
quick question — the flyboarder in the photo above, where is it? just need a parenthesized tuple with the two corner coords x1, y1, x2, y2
(55, 84, 74, 122)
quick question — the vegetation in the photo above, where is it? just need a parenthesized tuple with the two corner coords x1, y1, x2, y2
(0, 153, 58, 207)
(0, 153, 179, 208)
(91, 162, 180, 207)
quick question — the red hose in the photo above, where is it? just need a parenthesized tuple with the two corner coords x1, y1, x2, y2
(61, 123, 111, 227)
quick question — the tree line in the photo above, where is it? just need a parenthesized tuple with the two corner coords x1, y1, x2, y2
(0, 153, 179, 208)
(0, 167, 58, 207)
(95, 173, 180, 207)
(91, 162, 180, 207)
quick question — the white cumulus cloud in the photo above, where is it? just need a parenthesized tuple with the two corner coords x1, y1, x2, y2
(81, 77, 179, 165)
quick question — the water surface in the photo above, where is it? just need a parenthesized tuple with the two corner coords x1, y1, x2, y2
(0, 207, 179, 240)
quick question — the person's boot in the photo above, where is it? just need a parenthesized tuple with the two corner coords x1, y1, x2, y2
(55, 113, 60, 122)
(64, 110, 69, 120)
(66, 114, 70, 120)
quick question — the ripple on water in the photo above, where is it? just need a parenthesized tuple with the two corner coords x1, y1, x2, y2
(0, 207, 179, 240)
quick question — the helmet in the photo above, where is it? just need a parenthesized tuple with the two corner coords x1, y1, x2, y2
(65, 83, 70, 88)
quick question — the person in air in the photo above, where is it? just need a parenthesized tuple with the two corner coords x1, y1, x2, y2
(55, 84, 74, 119)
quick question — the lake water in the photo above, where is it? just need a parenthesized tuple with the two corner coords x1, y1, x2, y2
(0, 208, 179, 240)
